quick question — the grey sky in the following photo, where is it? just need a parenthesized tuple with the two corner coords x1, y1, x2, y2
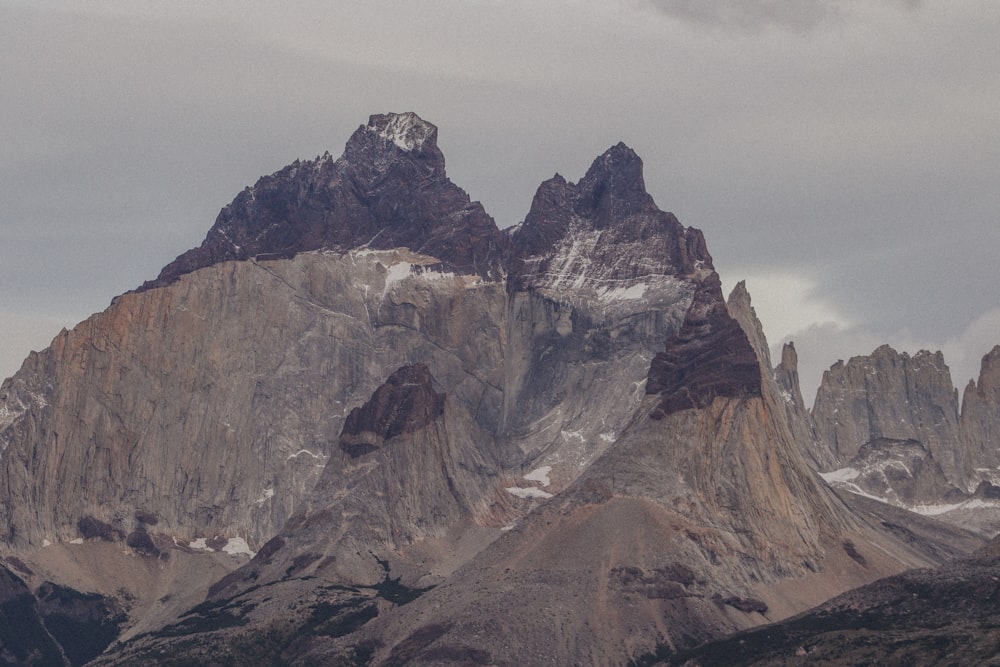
(2, 0, 998, 403)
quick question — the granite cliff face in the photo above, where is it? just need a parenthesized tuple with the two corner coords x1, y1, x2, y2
(812, 346, 963, 484)
(962, 345, 1000, 472)
(810, 345, 1000, 534)
(0, 113, 992, 664)
(0, 248, 508, 552)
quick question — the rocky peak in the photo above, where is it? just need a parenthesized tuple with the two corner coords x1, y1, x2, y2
(724, 280, 771, 369)
(366, 111, 438, 153)
(508, 143, 710, 293)
(140, 112, 505, 289)
(812, 344, 965, 487)
(973, 345, 1000, 395)
(775, 342, 805, 409)
(572, 142, 653, 224)
(961, 345, 1000, 472)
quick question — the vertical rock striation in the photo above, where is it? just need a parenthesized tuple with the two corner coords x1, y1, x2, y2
(811, 346, 965, 488)
(961, 346, 1000, 472)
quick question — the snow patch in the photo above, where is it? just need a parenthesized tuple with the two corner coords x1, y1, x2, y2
(368, 112, 433, 151)
(41, 539, 51, 547)
(255, 488, 275, 506)
(384, 261, 413, 287)
(505, 487, 553, 500)
(819, 467, 860, 483)
(911, 499, 1000, 516)
(380, 261, 414, 301)
(286, 449, 326, 463)
(69, 538, 84, 545)
(222, 537, 256, 558)
(599, 282, 648, 303)
(524, 466, 552, 486)
(189, 538, 212, 551)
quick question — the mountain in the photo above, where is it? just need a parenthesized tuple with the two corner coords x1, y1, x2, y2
(0, 113, 993, 665)
(810, 345, 1000, 535)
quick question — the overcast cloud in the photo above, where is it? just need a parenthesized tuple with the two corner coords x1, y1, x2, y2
(1, 0, 998, 403)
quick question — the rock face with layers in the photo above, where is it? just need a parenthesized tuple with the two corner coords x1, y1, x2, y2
(646, 275, 760, 417)
(0, 115, 512, 551)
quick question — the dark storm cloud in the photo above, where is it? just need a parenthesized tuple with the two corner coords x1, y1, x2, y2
(648, 0, 922, 32)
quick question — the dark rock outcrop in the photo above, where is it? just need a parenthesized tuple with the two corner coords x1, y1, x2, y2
(508, 142, 709, 293)
(141, 112, 506, 289)
(0, 564, 125, 666)
(339, 364, 446, 457)
(650, 541, 1000, 667)
(646, 274, 760, 418)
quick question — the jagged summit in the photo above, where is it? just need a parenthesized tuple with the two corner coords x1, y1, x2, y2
(140, 112, 505, 288)
(365, 111, 437, 152)
(508, 141, 710, 293)
(573, 141, 652, 223)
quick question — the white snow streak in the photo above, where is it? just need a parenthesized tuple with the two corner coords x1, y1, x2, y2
(524, 466, 552, 486)
(505, 487, 553, 499)
(819, 467, 860, 483)
(286, 449, 326, 463)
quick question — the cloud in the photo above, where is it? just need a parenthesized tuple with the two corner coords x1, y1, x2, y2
(647, 0, 921, 32)
(723, 271, 848, 344)
(941, 308, 1000, 391)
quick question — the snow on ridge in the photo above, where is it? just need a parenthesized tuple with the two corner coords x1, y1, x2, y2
(599, 283, 648, 303)
(222, 537, 256, 558)
(506, 486, 553, 500)
(910, 498, 1000, 516)
(819, 467, 860, 483)
(189, 538, 211, 551)
(383, 261, 414, 295)
(524, 466, 552, 486)
(368, 112, 433, 152)
(286, 449, 326, 463)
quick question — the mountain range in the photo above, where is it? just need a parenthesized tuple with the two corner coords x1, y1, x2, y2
(1, 112, 997, 665)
